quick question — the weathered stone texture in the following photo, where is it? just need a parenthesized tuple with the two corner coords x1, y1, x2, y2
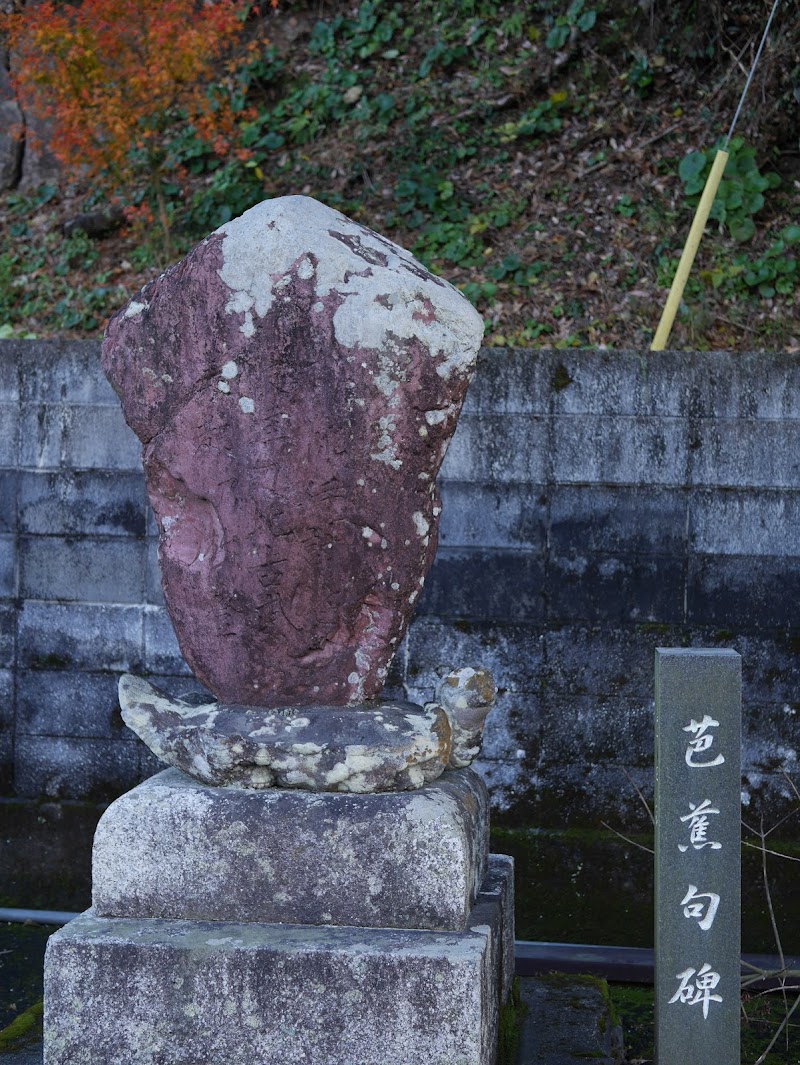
(102, 196, 484, 707)
(46, 850, 514, 1065)
(482, 854, 516, 1002)
(45, 891, 508, 1065)
(92, 766, 489, 930)
(115, 667, 494, 791)
(14, 734, 143, 802)
(435, 665, 496, 768)
(12, 94, 59, 193)
(116, 674, 454, 791)
(0, 98, 22, 191)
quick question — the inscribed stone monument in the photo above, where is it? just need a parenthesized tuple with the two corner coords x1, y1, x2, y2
(655, 648, 741, 1065)
(43, 196, 513, 1065)
(102, 195, 483, 708)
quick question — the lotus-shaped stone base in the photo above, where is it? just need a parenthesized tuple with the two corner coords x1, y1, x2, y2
(120, 668, 495, 792)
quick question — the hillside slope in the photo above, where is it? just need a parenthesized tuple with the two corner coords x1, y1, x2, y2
(1, 0, 798, 350)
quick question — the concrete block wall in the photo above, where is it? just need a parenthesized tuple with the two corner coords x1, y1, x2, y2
(1, 340, 799, 828)
(1, 340, 175, 800)
(396, 347, 800, 827)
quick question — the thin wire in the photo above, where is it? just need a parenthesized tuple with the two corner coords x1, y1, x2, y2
(725, 0, 782, 146)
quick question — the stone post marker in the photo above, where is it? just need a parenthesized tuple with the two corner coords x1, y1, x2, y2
(42, 197, 513, 1065)
(655, 648, 741, 1065)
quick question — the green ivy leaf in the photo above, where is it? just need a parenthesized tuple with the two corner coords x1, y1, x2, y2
(724, 186, 744, 211)
(729, 216, 755, 242)
(743, 170, 769, 192)
(679, 150, 707, 186)
(546, 25, 570, 49)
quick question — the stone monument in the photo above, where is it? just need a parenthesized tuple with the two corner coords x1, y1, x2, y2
(654, 648, 741, 1065)
(43, 196, 514, 1064)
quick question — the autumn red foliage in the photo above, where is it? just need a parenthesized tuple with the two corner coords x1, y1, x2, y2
(3, 0, 272, 245)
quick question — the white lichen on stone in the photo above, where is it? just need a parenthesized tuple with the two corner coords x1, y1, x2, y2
(412, 511, 430, 538)
(117, 676, 455, 792)
(470, 923, 492, 936)
(407, 766, 425, 787)
(290, 742, 324, 756)
(371, 415, 402, 469)
(239, 397, 255, 414)
(215, 196, 483, 376)
(373, 344, 407, 401)
(123, 300, 148, 319)
(427, 402, 457, 425)
(217, 381, 230, 394)
(221, 361, 239, 379)
(283, 716, 311, 731)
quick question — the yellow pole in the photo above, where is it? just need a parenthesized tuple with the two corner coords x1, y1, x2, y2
(650, 148, 729, 351)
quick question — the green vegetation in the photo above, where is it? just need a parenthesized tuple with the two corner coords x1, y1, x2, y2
(1, 193, 129, 333)
(543, 0, 600, 51)
(679, 137, 781, 244)
(0, 999, 43, 1052)
(609, 982, 800, 1065)
(1, 0, 798, 348)
(497, 978, 526, 1065)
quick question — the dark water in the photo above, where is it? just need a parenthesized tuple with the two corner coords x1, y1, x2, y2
(494, 826, 800, 955)
(0, 923, 50, 1038)
(0, 920, 49, 1060)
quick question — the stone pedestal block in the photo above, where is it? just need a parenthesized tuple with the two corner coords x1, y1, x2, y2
(92, 767, 489, 930)
(480, 853, 515, 1001)
(45, 857, 513, 1065)
(47, 765, 513, 1064)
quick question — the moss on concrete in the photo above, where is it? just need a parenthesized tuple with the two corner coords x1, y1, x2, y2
(497, 978, 525, 1065)
(0, 999, 43, 1051)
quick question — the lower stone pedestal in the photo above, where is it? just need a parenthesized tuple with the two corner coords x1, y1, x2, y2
(44, 769, 514, 1065)
(45, 856, 513, 1065)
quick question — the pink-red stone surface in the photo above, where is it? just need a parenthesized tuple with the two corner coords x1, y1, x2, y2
(102, 195, 483, 706)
